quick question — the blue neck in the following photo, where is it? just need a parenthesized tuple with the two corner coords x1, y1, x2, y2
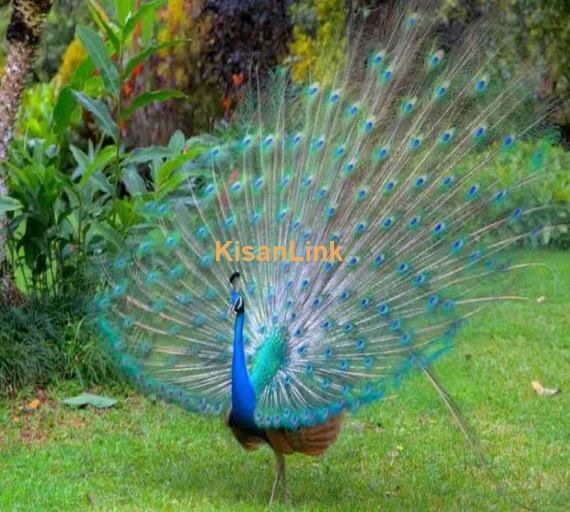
(231, 311, 257, 428)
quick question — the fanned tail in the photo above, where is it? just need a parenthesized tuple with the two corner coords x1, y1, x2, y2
(95, 1, 559, 433)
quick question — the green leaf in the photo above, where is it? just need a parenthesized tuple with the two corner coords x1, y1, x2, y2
(122, 0, 166, 42)
(123, 40, 184, 79)
(122, 145, 173, 165)
(69, 56, 95, 89)
(92, 0, 118, 23)
(140, 1, 156, 45)
(121, 166, 147, 196)
(168, 130, 186, 153)
(0, 196, 23, 214)
(69, 144, 90, 170)
(120, 89, 186, 121)
(91, 221, 126, 250)
(72, 91, 118, 141)
(87, 0, 121, 53)
(61, 393, 117, 409)
(116, 0, 134, 24)
(156, 172, 201, 198)
(53, 87, 77, 135)
(154, 152, 195, 188)
(79, 145, 118, 186)
(77, 25, 120, 96)
(82, 75, 105, 98)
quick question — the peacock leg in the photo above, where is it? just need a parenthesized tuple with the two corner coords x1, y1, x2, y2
(269, 451, 285, 505)
(281, 455, 290, 504)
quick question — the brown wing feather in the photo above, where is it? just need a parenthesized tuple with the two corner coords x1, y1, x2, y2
(266, 413, 344, 456)
(226, 409, 344, 455)
(225, 409, 265, 451)
(229, 424, 266, 451)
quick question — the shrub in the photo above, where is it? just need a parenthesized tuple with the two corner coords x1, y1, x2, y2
(16, 82, 57, 144)
(203, 0, 292, 95)
(493, 140, 570, 248)
(289, 0, 346, 82)
(458, 138, 570, 249)
(439, 0, 570, 129)
(0, 292, 120, 396)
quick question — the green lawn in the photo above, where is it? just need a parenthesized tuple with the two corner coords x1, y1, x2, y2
(1, 249, 569, 511)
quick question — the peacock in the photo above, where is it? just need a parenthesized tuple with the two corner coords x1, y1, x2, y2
(95, 2, 557, 505)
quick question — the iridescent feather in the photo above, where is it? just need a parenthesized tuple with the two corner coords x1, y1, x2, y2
(96, 4, 556, 433)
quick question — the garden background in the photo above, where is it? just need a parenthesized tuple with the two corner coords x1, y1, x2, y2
(0, 1, 568, 510)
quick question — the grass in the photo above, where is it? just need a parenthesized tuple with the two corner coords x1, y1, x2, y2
(0, 249, 569, 511)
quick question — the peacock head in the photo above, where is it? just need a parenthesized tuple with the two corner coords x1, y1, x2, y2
(229, 271, 241, 290)
(229, 271, 245, 316)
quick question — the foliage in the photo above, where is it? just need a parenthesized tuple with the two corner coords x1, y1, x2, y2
(289, 0, 346, 82)
(53, 38, 87, 89)
(127, 0, 293, 145)
(15, 82, 57, 144)
(155, 0, 207, 92)
(1, 1, 189, 386)
(126, 0, 222, 145)
(33, 0, 92, 82)
(47, 0, 187, 147)
(0, 293, 119, 396)
(6, 139, 114, 295)
(4, 129, 213, 296)
(3, 0, 215, 297)
(439, 0, 570, 127)
(203, 0, 292, 103)
(473, 139, 570, 248)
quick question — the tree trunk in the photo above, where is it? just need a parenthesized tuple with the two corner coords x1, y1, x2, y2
(0, 0, 52, 307)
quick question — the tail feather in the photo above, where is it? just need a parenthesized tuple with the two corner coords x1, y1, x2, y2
(96, 2, 557, 431)
(415, 358, 537, 511)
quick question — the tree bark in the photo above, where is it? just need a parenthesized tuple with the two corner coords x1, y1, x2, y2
(0, 0, 52, 307)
